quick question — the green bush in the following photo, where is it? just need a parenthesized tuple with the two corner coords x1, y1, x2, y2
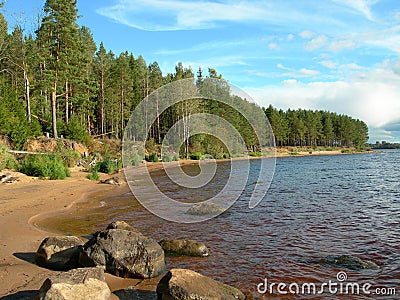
(145, 153, 159, 163)
(86, 169, 100, 181)
(55, 142, 81, 167)
(19, 154, 70, 180)
(96, 158, 121, 174)
(162, 155, 173, 162)
(248, 151, 262, 157)
(131, 154, 142, 166)
(189, 152, 202, 160)
(223, 153, 230, 159)
(341, 149, 351, 153)
(0, 143, 17, 170)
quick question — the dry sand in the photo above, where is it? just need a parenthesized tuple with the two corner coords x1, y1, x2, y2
(0, 149, 365, 298)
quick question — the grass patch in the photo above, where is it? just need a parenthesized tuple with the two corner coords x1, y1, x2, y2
(0, 143, 17, 171)
(18, 154, 70, 180)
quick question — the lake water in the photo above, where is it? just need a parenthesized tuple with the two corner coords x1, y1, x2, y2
(37, 150, 400, 299)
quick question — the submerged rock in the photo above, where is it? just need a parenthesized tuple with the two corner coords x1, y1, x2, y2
(186, 202, 225, 216)
(156, 269, 245, 300)
(35, 236, 83, 271)
(106, 220, 140, 233)
(35, 267, 110, 300)
(79, 229, 165, 279)
(159, 239, 209, 257)
(316, 255, 379, 270)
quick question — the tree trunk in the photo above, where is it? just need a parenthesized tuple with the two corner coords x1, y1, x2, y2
(52, 81, 58, 138)
(65, 79, 69, 123)
(24, 69, 31, 123)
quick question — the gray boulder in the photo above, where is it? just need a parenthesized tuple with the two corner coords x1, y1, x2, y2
(186, 202, 225, 216)
(156, 269, 245, 300)
(106, 220, 140, 233)
(79, 229, 165, 278)
(316, 255, 379, 270)
(159, 239, 209, 257)
(35, 236, 83, 271)
(35, 267, 110, 300)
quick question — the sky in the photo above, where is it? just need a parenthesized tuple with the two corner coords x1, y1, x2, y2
(2, 0, 400, 143)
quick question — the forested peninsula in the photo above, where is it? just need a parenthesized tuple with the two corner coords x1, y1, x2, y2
(0, 0, 369, 166)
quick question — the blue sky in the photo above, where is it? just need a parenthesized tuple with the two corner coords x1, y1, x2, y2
(3, 0, 400, 142)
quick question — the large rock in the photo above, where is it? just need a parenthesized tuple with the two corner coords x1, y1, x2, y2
(186, 202, 225, 216)
(35, 267, 110, 300)
(35, 236, 83, 271)
(106, 220, 140, 233)
(316, 255, 379, 270)
(156, 269, 245, 300)
(79, 229, 165, 279)
(159, 239, 209, 257)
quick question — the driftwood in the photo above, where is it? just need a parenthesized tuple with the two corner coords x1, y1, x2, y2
(8, 150, 48, 155)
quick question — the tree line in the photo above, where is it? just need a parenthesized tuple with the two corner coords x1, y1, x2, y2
(264, 105, 369, 148)
(0, 0, 369, 153)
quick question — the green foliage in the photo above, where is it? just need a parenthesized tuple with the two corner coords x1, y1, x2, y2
(145, 153, 159, 163)
(63, 116, 89, 144)
(86, 169, 100, 181)
(162, 155, 173, 162)
(0, 80, 42, 150)
(0, 143, 17, 170)
(248, 151, 262, 157)
(95, 158, 121, 174)
(18, 154, 70, 180)
(189, 152, 202, 160)
(54, 142, 81, 167)
(131, 154, 142, 166)
(341, 149, 351, 153)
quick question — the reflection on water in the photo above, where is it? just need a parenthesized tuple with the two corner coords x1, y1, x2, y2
(36, 150, 400, 299)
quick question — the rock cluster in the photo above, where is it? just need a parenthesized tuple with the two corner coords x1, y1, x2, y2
(34, 220, 245, 299)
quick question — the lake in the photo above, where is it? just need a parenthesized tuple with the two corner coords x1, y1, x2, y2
(36, 150, 400, 299)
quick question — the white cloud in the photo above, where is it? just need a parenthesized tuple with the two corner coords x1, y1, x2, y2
(300, 68, 320, 75)
(305, 35, 328, 51)
(268, 42, 280, 50)
(287, 34, 295, 41)
(328, 39, 356, 52)
(331, 0, 377, 21)
(320, 60, 337, 69)
(245, 59, 400, 135)
(96, 0, 276, 31)
(277, 63, 292, 71)
(300, 30, 315, 39)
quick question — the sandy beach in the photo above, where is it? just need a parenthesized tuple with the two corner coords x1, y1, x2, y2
(0, 168, 156, 299)
(0, 149, 369, 298)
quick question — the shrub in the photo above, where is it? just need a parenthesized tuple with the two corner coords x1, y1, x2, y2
(162, 155, 173, 162)
(0, 143, 17, 170)
(145, 153, 159, 163)
(248, 151, 262, 157)
(189, 152, 202, 160)
(19, 154, 70, 180)
(54, 142, 81, 167)
(96, 158, 121, 174)
(131, 154, 142, 166)
(341, 149, 351, 153)
(86, 169, 100, 181)
(223, 153, 230, 159)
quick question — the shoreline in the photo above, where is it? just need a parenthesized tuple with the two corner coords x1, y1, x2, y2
(0, 148, 375, 297)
